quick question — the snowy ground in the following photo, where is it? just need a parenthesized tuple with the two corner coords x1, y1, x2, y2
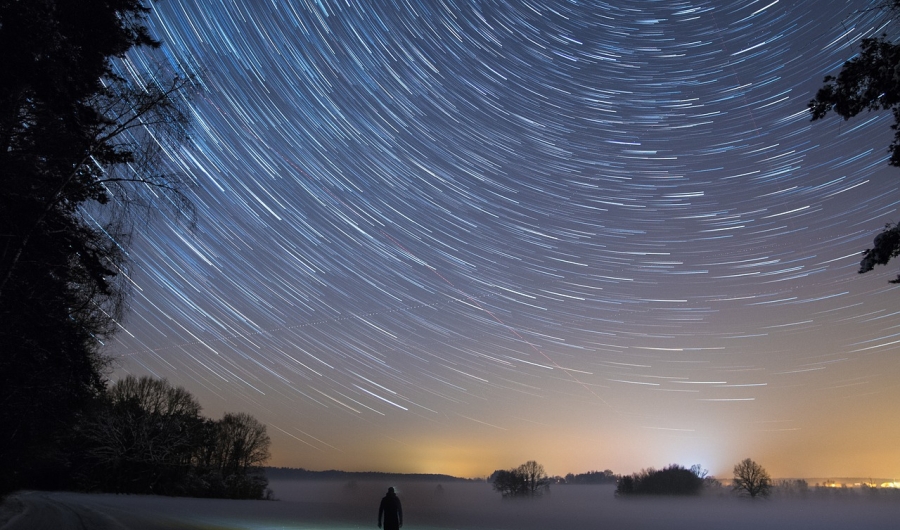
(2, 481, 900, 529)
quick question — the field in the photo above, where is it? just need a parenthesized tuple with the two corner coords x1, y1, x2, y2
(2, 480, 900, 529)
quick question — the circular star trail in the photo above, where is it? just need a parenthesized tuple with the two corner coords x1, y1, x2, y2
(112, 0, 900, 477)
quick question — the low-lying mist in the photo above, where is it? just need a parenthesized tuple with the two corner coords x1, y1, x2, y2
(269, 479, 900, 530)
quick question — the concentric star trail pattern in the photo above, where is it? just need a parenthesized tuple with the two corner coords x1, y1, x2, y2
(112, 0, 900, 478)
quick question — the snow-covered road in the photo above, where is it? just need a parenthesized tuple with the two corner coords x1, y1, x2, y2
(0, 491, 189, 530)
(0, 489, 369, 530)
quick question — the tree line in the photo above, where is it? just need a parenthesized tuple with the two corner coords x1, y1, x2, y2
(31, 375, 272, 499)
(564, 469, 617, 484)
(492, 458, 773, 499)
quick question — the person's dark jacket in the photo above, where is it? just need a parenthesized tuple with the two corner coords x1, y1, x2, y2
(378, 490, 402, 529)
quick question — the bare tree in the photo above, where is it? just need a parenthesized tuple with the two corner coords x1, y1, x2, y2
(732, 458, 772, 498)
(204, 412, 271, 499)
(82, 376, 202, 494)
(492, 460, 549, 498)
(517, 460, 550, 496)
(108, 375, 202, 417)
(775, 478, 808, 498)
(213, 412, 271, 477)
(73, 376, 273, 498)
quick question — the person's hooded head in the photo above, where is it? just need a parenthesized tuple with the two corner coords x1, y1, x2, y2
(387, 487, 396, 496)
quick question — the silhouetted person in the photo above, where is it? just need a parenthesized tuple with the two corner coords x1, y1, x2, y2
(378, 486, 402, 529)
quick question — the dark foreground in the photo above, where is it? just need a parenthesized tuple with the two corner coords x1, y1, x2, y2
(2, 481, 900, 529)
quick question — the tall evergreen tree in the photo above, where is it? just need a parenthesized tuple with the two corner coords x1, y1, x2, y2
(0, 0, 193, 493)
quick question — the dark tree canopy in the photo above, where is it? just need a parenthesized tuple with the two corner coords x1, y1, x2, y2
(809, 35, 900, 165)
(809, 2, 900, 282)
(615, 464, 706, 496)
(0, 0, 193, 494)
(859, 222, 900, 282)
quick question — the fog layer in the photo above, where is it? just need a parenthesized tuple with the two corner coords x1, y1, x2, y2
(3, 481, 899, 529)
(270, 479, 900, 530)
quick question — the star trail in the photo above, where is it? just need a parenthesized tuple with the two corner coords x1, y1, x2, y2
(111, 0, 900, 478)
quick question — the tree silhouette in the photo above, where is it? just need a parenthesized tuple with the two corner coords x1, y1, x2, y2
(615, 464, 705, 496)
(491, 460, 550, 497)
(732, 458, 772, 499)
(0, 0, 194, 494)
(809, 33, 900, 166)
(517, 460, 550, 495)
(808, 2, 900, 282)
(79, 376, 203, 494)
(210, 412, 271, 498)
(564, 470, 616, 484)
(491, 469, 524, 497)
(75, 376, 271, 498)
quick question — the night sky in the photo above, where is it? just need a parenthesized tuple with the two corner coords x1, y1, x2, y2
(111, 0, 900, 479)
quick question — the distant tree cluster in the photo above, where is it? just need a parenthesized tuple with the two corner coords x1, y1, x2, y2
(71, 376, 272, 499)
(489, 458, 897, 503)
(564, 470, 616, 484)
(612, 460, 775, 499)
(615, 464, 706, 496)
(491, 460, 550, 498)
(773, 479, 808, 498)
